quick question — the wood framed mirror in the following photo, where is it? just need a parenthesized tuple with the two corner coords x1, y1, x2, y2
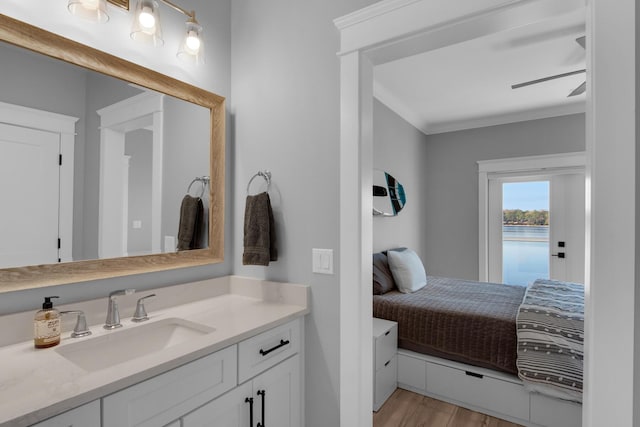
(0, 14, 225, 293)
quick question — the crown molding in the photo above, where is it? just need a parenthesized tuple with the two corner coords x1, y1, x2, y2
(333, 0, 421, 30)
(374, 83, 586, 136)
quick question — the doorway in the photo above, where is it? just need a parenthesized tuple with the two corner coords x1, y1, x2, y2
(97, 92, 164, 259)
(487, 170, 585, 286)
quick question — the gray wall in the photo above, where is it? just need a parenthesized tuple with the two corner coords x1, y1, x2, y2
(126, 129, 153, 255)
(161, 97, 211, 249)
(423, 113, 586, 280)
(373, 99, 429, 261)
(230, 1, 377, 425)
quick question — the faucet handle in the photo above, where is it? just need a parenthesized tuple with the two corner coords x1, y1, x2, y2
(109, 288, 136, 299)
(60, 310, 92, 338)
(132, 294, 156, 322)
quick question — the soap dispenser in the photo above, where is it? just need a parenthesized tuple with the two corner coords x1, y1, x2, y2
(34, 296, 61, 349)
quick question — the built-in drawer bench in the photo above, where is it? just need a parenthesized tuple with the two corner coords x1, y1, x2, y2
(397, 349, 582, 427)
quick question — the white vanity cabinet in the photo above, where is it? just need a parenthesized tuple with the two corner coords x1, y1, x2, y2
(31, 401, 100, 427)
(183, 318, 302, 427)
(101, 318, 303, 427)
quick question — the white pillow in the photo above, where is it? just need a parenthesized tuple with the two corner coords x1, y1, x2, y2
(387, 248, 427, 293)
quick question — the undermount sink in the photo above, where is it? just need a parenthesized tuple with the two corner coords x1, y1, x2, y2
(56, 318, 215, 372)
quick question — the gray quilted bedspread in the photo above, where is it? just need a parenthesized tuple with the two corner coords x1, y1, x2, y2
(373, 276, 526, 374)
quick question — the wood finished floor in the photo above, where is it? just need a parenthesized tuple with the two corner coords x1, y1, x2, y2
(373, 389, 524, 427)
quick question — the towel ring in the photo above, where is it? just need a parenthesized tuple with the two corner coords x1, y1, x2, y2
(247, 170, 271, 195)
(187, 176, 210, 198)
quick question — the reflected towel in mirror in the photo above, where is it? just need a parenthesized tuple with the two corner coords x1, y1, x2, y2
(177, 195, 204, 250)
(243, 192, 277, 265)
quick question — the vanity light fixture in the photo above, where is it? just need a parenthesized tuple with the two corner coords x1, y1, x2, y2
(67, 0, 205, 65)
(131, 0, 204, 64)
(67, 0, 111, 23)
(130, 0, 164, 46)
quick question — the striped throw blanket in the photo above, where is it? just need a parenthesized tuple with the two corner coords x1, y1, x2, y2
(516, 279, 584, 402)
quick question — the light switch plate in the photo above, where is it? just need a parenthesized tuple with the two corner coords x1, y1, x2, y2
(312, 248, 334, 274)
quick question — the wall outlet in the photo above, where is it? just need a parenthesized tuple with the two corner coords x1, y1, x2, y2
(312, 248, 334, 275)
(164, 236, 176, 253)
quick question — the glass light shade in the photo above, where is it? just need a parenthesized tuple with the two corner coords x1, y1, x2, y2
(68, 0, 109, 23)
(177, 20, 204, 65)
(130, 0, 164, 47)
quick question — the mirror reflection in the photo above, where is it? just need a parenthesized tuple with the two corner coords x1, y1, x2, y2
(0, 41, 210, 269)
(373, 169, 406, 217)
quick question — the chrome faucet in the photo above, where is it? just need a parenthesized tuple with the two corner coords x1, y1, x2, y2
(104, 289, 135, 330)
(60, 310, 92, 338)
(132, 294, 156, 322)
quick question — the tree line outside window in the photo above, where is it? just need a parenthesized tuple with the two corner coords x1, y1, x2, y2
(503, 209, 549, 226)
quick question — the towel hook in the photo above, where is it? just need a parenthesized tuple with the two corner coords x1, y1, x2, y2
(187, 176, 210, 198)
(247, 170, 271, 195)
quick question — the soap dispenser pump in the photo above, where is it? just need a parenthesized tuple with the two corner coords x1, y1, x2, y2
(34, 296, 61, 349)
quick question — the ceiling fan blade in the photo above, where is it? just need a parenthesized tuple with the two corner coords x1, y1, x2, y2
(576, 36, 586, 49)
(511, 69, 586, 90)
(568, 81, 586, 97)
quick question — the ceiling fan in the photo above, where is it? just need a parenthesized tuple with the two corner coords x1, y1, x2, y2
(511, 36, 586, 97)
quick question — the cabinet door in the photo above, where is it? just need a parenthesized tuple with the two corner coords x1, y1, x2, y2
(31, 400, 100, 427)
(182, 382, 252, 427)
(252, 355, 300, 427)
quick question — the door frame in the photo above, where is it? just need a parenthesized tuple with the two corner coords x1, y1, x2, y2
(335, 0, 638, 426)
(0, 101, 77, 262)
(97, 91, 164, 258)
(477, 152, 586, 282)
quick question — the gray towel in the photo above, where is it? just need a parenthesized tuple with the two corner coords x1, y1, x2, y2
(177, 195, 204, 251)
(243, 192, 277, 265)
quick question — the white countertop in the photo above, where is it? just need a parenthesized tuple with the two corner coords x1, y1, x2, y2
(0, 276, 309, 427)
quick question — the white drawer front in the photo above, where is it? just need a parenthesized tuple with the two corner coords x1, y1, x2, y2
(238, 318, 300, 383)
(374, 324, 397, 372)
(426, 362, 529, 421)
(374, 355, 397, 411)
(32, 400, 100, 427)
(530, 393, 582, 427)
(103, 345, 238, 427)
(397, 353, 426, 393)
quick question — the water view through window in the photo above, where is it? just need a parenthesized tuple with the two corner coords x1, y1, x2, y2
(502, 181, 549, 286)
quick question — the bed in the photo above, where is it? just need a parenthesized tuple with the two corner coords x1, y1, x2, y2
(373, 275, 525, 375)
(372, 248, 584, 426)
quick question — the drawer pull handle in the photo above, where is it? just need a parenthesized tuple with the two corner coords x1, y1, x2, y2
(385, 331, 390, 336)
(465, 371, 483, 379)
(259, 339, 290, 356)
(384, 360, 391, 367)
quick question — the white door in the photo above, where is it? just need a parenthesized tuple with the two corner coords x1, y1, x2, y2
(252, 355, 301, 427)
(182, 382, 252, 427)
(488, 172, 585, 285)
(0, 122, 60, 268)
(549, 173, 585, 283)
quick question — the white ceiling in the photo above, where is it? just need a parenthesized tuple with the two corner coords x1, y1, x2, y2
(373, 8, 586, 135)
